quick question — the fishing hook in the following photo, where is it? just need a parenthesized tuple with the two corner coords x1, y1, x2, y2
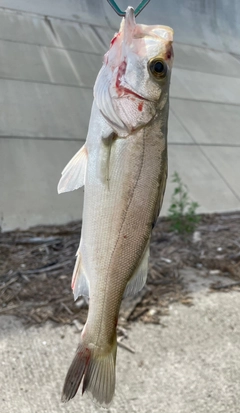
(106, 0, 151, 17)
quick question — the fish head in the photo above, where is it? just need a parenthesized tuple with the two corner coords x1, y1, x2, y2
(94, 7, 174, 137)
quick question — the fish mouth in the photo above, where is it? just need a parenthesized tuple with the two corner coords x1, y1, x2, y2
(116, 79, 150, 102)
(121, 84, 149, 101)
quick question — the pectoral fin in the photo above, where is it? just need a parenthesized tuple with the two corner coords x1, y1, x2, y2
(123, 241, 150, 297)
(58, 144, 88, 194)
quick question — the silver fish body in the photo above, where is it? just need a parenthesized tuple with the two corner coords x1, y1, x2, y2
(58, 7, 173, 406)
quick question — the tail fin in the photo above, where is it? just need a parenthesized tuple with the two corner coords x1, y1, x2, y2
(61, 334, 117, 406)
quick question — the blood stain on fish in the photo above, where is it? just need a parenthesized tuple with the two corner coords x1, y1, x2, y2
(138, 102, 143, 112)
(166, 46, 173, 60)
(110, 33, 120, 47)
(116, 62, 145, 101)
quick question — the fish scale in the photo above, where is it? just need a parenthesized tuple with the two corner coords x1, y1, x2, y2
(58, 6, 173, 406)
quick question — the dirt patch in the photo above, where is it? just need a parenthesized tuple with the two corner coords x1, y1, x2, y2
(0, 212, 240, 327)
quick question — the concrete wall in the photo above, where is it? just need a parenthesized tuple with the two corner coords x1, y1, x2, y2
(2, 0, 240, 53)
(1, 1, 240, 230)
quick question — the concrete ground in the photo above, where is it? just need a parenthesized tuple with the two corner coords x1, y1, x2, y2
(1, 270, 240, 413)
(0, 1, 240, 230)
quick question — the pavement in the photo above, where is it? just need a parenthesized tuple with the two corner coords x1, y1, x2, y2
(0, 0, 240, 230)
(1, 270, 240, 413)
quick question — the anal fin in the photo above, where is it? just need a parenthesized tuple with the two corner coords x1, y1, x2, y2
(71, 251, 89, 300)
(123, 241, 150, 298)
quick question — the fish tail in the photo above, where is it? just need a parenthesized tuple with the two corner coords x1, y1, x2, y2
(61, 331, 117, 406)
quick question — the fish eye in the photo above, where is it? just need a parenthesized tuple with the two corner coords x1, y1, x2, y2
(148, 58, 167, 79)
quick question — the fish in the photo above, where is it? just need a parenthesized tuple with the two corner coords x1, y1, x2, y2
(58, 6, 174, 407)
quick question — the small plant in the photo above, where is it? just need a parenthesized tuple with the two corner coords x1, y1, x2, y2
(168, 171, 200, 234)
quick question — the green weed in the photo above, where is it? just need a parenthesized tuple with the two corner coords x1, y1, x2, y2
(168, 172, 200, 234)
